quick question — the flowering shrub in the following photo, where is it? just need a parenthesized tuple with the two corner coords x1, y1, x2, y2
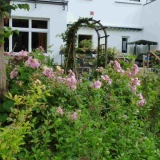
(0, 49, 160, 159)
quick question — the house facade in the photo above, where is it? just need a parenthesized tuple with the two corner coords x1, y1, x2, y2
(5, 0, 68, 63)
(5, 0, 159, 64)
(67, 0, 158, 55)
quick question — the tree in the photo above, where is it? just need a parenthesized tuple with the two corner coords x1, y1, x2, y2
(0, 0, 29, 98)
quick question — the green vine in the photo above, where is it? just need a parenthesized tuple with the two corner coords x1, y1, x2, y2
(61, 17, 96, 73)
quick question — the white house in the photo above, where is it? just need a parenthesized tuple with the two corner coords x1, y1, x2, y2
(5, 0, 159, 64)
(5, 0, 68, 63)
(67, 0, 159, 55)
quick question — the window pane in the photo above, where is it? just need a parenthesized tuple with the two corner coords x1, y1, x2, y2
(32, 32, 47, 51)
(4, 19, 9, 26)
(32, 20, 47, 29)
(12, 19, 29, 28)
(122, 38, 128, 53)
(78, 35, 92, 48)
(12, 32, 28, 52)
(4, 38, 9, 52)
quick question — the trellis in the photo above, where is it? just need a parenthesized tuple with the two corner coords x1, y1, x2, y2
(62, 17, 109, 74)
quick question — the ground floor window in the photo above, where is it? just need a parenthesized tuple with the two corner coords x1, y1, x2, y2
(122, 37, 129, 53)
(78, 35, 92, 48)
(4, 18, 48, 52)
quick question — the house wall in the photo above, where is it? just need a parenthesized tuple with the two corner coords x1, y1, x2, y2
(77, 27, 143, 55)
(68, 0, 143, 27)
(141, 0, 160, 51)
(68, 0, 146, 55)
(11, 1, 67, 64)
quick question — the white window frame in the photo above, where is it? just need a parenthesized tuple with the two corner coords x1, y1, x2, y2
(122, 36, 130, 54)
(8, 17, 49, 52)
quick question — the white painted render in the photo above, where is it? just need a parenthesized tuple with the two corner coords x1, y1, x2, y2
(77, 27, 143, 54)
(8, 0, 159, 63)
(141, 0, 160, 50)
(11, 1, 67, 64)
(68, 0, 143, 27)
(68, 0, 159, 55)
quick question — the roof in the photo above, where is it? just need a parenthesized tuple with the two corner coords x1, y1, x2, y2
(128, 39, 158, 45)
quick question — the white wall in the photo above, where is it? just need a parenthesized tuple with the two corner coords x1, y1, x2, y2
(67, 0, 146, 55)
(77, 27, 143, 55)
(140, 0, 160, 50)
(11, 1, 67, 64)
(68, 0, 143, 27)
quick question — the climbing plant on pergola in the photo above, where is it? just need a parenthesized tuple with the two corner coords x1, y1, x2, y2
(61, 17, 109, 74)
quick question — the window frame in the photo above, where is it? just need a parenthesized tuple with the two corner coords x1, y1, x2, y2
(6, 17, 49, 52)
(122, 37, 129, 54)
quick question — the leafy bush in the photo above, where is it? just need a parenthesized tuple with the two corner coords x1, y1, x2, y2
(1, 49, 160, 159)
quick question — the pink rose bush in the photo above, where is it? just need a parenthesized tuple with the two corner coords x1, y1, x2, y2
(10, 68, 18, 79)
(113, 60, 125, 74)
(25, 56, 40, 68)
(137, 93, 146, 107)
(101, 75, 112, 85)
(15, 50, 29, 60)
(91, 80, 102, 89)
(42, 67, 54, 78)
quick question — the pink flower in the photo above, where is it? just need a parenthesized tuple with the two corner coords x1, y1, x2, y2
(71, 112, 78, 121)
(25, 56, 40, 68)
(113, 60, 124, 74)
(131, 78, 140, 86)
(10, 68, 18, 79)
(18, 50, 28, 57)
(65, 75, 77, 90)
(101, 75, 112, 85)
(42, 67, 54, 78)
(68, 69, 75, 77)
(4, 52, 10, 56)
(57, 76, 64, 82)
(138, 99, 146, 107)
(35, 46, 45, 52)
(137, 93, 143, 100)
(56, 107, 64, 116)
(131, 85, 137, 94)
(131, 64, 139, 76)
(92, 80, 102, 89)
(15, 50, 29, 60)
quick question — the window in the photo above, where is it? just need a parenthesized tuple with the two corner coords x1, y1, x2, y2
(78, 35, 92, 48)
(12, 32, 28, 52)
(4, 18, 48, 52)
(122, 37, 128, 53)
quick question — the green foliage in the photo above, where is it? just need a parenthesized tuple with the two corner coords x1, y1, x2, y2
(1, 49, 160, 159)
(0, 2, 29, 44)
(79, 39, 92, 49)
(98, 47, 120, 66)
